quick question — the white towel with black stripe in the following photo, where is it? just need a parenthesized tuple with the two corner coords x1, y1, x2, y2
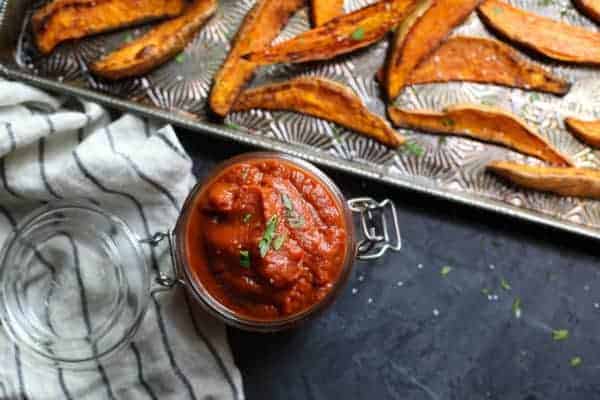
(0, 80, 244, 400)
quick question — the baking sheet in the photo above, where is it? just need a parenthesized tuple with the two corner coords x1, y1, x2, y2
(1, 0, 600, 239)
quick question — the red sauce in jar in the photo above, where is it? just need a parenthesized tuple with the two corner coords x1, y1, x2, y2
(184, 158, 349, 320)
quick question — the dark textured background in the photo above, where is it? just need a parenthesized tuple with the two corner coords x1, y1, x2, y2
(180, 133, 600, 400)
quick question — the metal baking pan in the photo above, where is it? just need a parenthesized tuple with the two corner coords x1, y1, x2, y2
(1, 0, 600, 240)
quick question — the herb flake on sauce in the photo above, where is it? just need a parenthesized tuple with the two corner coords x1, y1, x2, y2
(240, 250, 251, 268)
(273, 233, 286, 251)
(281, 193, 305, 228)
(259, 215, 279, 257)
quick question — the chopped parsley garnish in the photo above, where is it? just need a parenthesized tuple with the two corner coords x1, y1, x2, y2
(125, 33, 134, 42)
(282, 193, 294, 211)
(441, 118, 455, 128)
(500, 278, 511, 291)
(258, 215, 279, 257)
(226, 122, 242, 130)
(175, 53, 186, 64)
(243, 213, 252, 224)
(570, 356, 582, 367)
(281, 193, 305, 228)
(403, 141, 425, 157)
(440, 266, 453, 277)
(438, 136, 447, 146)
(273, 233, 286, 251)
(552, 329, 569, 341)
(241, 167, 250, 181)
(240, 250, 251, 268)
(512, 297, 522, 319)
(288, 216, 305, 228)
(538, 0, 552, 6)
(331, 124, 344, 140)
(529, 93, 540, 103)
(351, 27, 365, 40)
(493, 6, 503, 14)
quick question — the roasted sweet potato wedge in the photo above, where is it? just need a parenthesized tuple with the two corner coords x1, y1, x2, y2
(32, 0, 186, 54)
(385, 0, 481, 100)
(232, 77, 405, 148)
(244, 0, 419, 66)
(388, 104, 572, 166)
(487, 161, 600, 199)
(565, 117, 600, 148)
(90, 0, 216, 80)
(478, 0, 600, 64)
(311, 0, 344, 26)
(407, 36, 570, 95)
(573, 0, 600, 23)
(209, 0, 304, 117)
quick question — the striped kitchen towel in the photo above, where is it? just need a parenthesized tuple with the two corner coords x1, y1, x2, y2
(0, 80, 244, 400)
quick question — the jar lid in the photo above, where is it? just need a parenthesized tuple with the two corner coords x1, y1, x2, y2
(0, 202, 150, 369)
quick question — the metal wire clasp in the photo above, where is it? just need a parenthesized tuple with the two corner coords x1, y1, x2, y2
(347, 197, 402, 260)
(140, 231, 181, 289)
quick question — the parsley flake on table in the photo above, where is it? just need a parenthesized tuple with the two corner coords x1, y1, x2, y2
(259, 215, 279, 257)
(570, 356, 582, 367)
(481, 288, 490, 295)
(243, 213, 252, 224)
(440, 266, 453, 277)
(512, 297, 522, 319)
(351, 27, 365, 40)
(552, 329, 569, 341)
(240, 250, 251, 268)
(175, 53, 186, 63)
(500, 278, 511, 291)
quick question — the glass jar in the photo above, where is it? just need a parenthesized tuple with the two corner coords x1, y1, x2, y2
(0, 201, 150, 370)
(0, 152, 401, 368)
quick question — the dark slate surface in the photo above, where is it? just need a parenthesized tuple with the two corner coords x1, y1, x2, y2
(180, 133, 600, 400)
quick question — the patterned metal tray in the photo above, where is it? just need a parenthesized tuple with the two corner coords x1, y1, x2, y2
(1, 0, 600, 240)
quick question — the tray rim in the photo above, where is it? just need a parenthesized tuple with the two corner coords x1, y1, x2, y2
(2, 64, 599, 242)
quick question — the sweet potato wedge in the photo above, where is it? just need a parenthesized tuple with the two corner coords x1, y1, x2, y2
(244, 0, 419, 66)
(209, 0, 304, 117)
(90, 0, 216, 80)
(573, 0, 600, 23)
(388, 104, 572, 166)
(487, 161, 600, 199)
(310, 0, 345, 26)
(32, 0, 186, 54)
(385, 0, 481, 100)
(478, 0, 600, 64)
(232, 77, 405, 148)
(407, 36, 570, 95)
(565, 117, 600, 148)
